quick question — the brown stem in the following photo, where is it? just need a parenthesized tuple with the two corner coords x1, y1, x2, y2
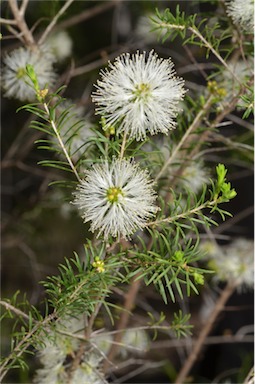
(8, 0, 36, 48)
(54, 0, 120, 31)
(155, 95, 214, 182)
(0, 300, 32, 322)
(102, 275, 143, 373)
(174, 281, 237, 384)
(38, 0, 75, 45)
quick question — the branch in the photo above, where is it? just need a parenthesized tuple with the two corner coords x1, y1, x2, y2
(0, 300, 31, 322)
(102, 274, 143, 373)
(155, 95, 214, 182)
(146, 199, 215, 228)
(8, 0, 36, 48)
(0, 17, 17, 25)
(55, 0, 119, 31)
(0, 310, 57, 382)
(43, 102, 82, 182)
(38, 0, 75, 45)
(174, 281, 237, 383)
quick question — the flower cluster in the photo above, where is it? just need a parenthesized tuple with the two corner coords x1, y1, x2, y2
(1, 46, 56, 101)
(73, 158, 159, 239)
(120, 328, 150, 358)
(202, 238, 254, 291)
(33, 316, 107, 384)
(45, 30, 73, 62)
(92, 50, 185, 141)
(216, 58, 254, 110)
(225, 0, 254, 33)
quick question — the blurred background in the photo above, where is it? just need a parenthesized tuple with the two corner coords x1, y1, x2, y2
(1, 1, 253, 383)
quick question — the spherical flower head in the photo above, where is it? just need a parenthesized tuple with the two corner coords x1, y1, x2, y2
(207, 238, 254, 291)
(1, 46, 56, 101)
(120, 328, 150, 357)
(225, 0, 254, 33)
(92, 50, 186, 141)
(216, 58, 254, 109)
(180, 162, 210, 194)
(45, 30, 73, 62)
(33, 362, 66, 384)
(73, 158, 159, 239)
(135, 13, 158, 44)
(72, 364, 106, 384)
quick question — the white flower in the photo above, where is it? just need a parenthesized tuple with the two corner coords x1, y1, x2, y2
(1, 46, 56, 101)
(180, 162, 210, 194)
(161, 144, 210, 193)
(120, 329, 150, 357)
(217, 58, 254, 109)
(36, 316, 84, 370)
(33, 362, 66, 384)
(72, 364, 106, 384)
(73, 158, 159, 239)
(206, 238, 254, 291)
(92, 50, 186, 141)
(92, 332, 113, 354)
(225, 0, 254, 32)
(46, 30, 73, 62)
(135, 13, 158, 44)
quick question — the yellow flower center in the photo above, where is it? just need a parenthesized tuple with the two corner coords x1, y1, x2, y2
(107, 187, 123, 203)
(16, 67, 26, 79)
(132, 82, 151, 102)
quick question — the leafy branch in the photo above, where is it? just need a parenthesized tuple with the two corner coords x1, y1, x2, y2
(151, 6, 241, 84)
(150, 163, 236, 228)
(18, 65, 82, 182)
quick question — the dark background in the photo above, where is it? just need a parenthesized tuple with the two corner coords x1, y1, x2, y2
(1, 1, 253, 383)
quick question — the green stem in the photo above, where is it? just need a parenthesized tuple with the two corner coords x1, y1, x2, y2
(43, 103, 81, 182)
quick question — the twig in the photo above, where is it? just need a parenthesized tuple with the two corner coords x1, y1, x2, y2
(0, 300, 31, 322)
(0, 18, 17, 25)
(243, 366, 254, 384)
(154, 21, 242, 85)
(20, 0, 29, 16)
(38, 0, 75, 45)
(146, 197, 217, 228)
(8, 0, 36, 48)
(43, 102, 81, 182)
(102, 274, 143, 373)
(54, 0, 120, 31)
(0, 310, 57, 382)
(155, 95, 213, 182)
(174, 281, 237, 384)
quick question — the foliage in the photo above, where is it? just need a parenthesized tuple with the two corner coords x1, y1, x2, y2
(1, 1, 253, 383)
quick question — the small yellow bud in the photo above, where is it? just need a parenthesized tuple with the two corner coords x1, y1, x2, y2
(37, 88, 48, 100)
(92, 257, 105, 273)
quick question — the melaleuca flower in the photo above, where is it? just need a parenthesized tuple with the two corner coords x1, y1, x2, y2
(179, 162, 210, 194)
(134, 13, 159, 44)
(71, 354, 106, 384)
(161, 144, 210, 193)
(92, 50, 186, 141)
(203, 238, 254, 291)
(45, 30, 73, 62)
(73, 158, 159, 239)
(215, 58, 254, 110)
(225, 0, 254, 33)
(34, 316, 107, 384)
(120, 328, 150, 357)
(1, 46, 56, 101)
